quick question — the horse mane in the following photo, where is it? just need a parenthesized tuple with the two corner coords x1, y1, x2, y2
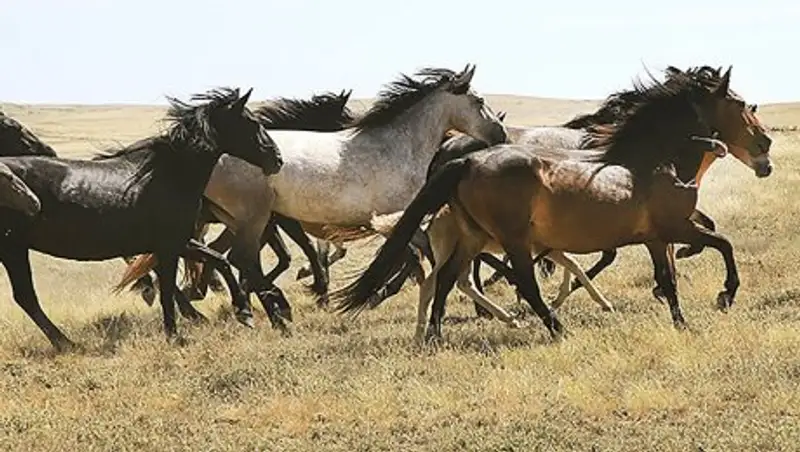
(562, 65, 732, 131)
(94, 87, 243, 161)
(349, 68, 464, 132)
(0, 111, 57, 157)
(254, 90, 356, 131)
(579, 71, 711, 175)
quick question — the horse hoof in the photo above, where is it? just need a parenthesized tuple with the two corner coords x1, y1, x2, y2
(235, 312, 256, 329)
(673, 318, 689, 331)
(209, 279, 225, 294)
(601, 304, 616, 313)
(55, 339, 83, 354)
(141, 287, 156, 307)
(716, 292, 734, 311)
(508, 319, 526, 329)
(182, 287, 205, 302)
(296, 267, 312, 280)
(315, 294, 330, 309)
(652, 287, 667, 303)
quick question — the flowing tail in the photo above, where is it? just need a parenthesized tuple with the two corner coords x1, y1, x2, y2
(113, 254, 159, 293)
(331, 157, 472, 314)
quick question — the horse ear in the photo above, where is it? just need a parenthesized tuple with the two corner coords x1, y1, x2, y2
(715, 66, 732, 97)
(452, 64, 476, 93)
(497, 111, 507, 122)
(231, 88, 253, 113)
(665, 66, 682, 77)
(341, 89, 353, 102)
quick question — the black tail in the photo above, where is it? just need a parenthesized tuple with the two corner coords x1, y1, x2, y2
(332, 158, 472, 315)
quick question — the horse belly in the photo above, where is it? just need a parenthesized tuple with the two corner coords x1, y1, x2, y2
(530, 192, 648, 254)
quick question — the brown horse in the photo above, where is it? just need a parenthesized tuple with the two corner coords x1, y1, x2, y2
(332, 67, 772, 342)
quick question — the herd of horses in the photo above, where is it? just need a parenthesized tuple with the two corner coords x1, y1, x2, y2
(0, 63, 774, 351)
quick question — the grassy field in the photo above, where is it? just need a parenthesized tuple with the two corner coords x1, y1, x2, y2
(1, 96, 799, 451)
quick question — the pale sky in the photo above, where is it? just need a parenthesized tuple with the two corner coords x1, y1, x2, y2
(2, 0, 798, 105)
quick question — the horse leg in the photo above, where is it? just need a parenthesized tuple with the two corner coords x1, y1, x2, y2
(455, 268, 522, 328)
(328, 242, 347, 266)
(153, 253, 181, 340)
(549, 251, 614, 311)
(669, 222, 739, 310)
(410, 227, 435, 266)
(568, 249, 618, 293)
(426, 243, 469, 343)
(644, 241, 686, 328)
(1, 246, 76, 352)
(261, 221, 290, 285)
(504, 244, 564, 339)
(275, 215, 330, 307)
(469, 258, 495, 319)
(121, 255, 157, 306)
(675, 209, 717, 259)
(184, 227, 235, 299)
(483, 254, 511, 287)
(369, 248, 421, 306)
(180, 239, 254, 328)
(228, 235, 290, 333)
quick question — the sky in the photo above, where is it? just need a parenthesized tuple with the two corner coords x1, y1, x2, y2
(1, 0, 798, 105)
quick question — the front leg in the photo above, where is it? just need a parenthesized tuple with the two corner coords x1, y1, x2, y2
(666, 220, 739, 311)
(154, 254, 181, 339)
(181, 239, 255, 328)
(675, 209, 717, 259)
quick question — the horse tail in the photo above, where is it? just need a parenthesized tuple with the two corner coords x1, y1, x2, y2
(113, 254, 159, 294)
(331, 157, 472, 314)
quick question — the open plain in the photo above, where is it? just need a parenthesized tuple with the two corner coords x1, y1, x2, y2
(1, 96, 799, 451)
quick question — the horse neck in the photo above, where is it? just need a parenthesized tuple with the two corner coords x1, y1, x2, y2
(147, 141, 221, 198)
(363, 91, 454, 161)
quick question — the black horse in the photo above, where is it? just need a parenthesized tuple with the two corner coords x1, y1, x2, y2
(0, 87, 282, 351)
(125, 91, 360, 314)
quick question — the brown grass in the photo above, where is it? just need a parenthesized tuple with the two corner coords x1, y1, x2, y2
(1, 97, 799, 451)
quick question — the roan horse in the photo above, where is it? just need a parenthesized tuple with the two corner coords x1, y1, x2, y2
(0, 88, 282, 351)
(126, 91, 359, 308)
(118, 64, 508, 325)
(332, 67, 772, 343)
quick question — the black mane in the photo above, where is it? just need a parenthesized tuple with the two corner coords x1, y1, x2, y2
(562, 65, 731, 130)
(581, 72, 712, 175)
(349, 68, 464, 132)
(94, 87, 243, 162)
(254, 90, 355, 131)
(0, 111, 57, 157)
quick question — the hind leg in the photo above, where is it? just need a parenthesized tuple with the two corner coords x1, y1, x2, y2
(645, 241, 686, 328)
(427, 226, 488, 342)
(505, 246, 564, 339)
(456, 268, 522, 327)
(122, 256, 157, 306)
(228, 232, 291, 333)
(469, 258, 495, 319)
(1, 246, 76, 352)
(276, 215, 329, 307)
(549, 251, 614, 311)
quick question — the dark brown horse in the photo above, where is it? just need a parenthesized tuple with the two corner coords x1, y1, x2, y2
(332, 67, 772, 343)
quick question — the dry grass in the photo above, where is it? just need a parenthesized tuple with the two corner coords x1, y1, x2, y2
(1, 97, 800, 451)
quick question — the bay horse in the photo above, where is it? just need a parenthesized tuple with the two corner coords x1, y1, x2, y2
(471, 66, 773, 311)
(332, 67, 772, 343)
(0, 88, 282, 351)
(117, 64, 508, 326)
